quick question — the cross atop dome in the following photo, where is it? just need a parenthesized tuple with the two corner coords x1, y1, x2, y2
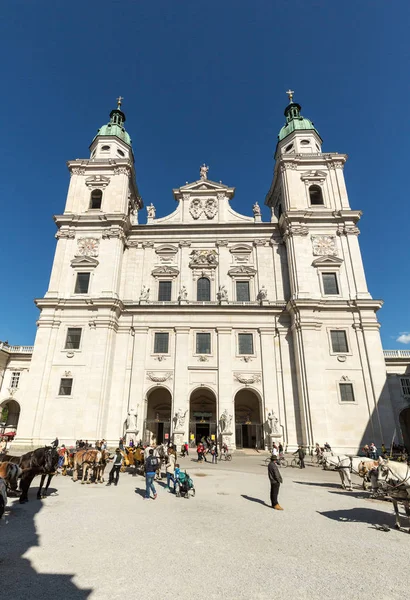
(286, 89, 295, 103)
(116, 95, 124, 110)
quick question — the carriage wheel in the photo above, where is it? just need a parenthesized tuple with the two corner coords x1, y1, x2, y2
(226, 454, 232, 461)
(191, 488, 196, 497)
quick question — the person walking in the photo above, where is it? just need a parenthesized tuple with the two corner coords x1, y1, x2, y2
(107, 448, 123, 486)
(165, 449, 176, 492)
(144, 449, 159, 500)
(211, 442, 218, 464)
(370, 442, 377, 460)
(107, 448, 124, 485)
(294, 445, 306, 468)
(268, 455, 283, 510)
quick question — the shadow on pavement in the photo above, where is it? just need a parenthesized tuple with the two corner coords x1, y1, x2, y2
(241, 494, 268, 507)
(293, 481, 343, 489)
(0, 483, 92, 598)
(317, 507, 399, 529)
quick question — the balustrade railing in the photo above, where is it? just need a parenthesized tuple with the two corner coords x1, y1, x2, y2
(0, 343, 33, 353)
(383, 350, 410, 358)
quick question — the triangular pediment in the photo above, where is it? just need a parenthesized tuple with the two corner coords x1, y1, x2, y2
(173, 178, 235, 202)
(151, 266, 180, 278)
(71, 256, 99, 268)
(228, 266, 257, 277)
(312, 256, 343, 267)
(179, 179, 229, 192)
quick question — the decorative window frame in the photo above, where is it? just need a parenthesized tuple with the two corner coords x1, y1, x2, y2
(196, 276, 212, 302)
(63, 326, 84, 353)
(85, 175, 110, 190)
(228, 266, 257, 302)
(327, 327, 352, 357)
(152, 267, 179, 302)
(155, 245, 178, 264)
(229, 244, 253, 265)
(336, 376, 357, 405)
(312, 257, 343, 298)
(151, 330, 172, 357)
(193, 330, 213, 357)
(57, 373, 74, 398)
(236, 331, 257, 358)
(301, 170, 327, 207)
(71, 256, 98, 297)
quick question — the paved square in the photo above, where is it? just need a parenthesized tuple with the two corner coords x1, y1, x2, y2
(0, 454, 408, 600)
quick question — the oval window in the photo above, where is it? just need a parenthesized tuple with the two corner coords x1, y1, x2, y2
(117, 149, 125, 157)
(301, 140, 310, 145)
(101, 145, 110, 151)
(285, 143, 294, 153)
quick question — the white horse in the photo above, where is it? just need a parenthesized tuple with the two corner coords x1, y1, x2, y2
(322, 454, 377, 491)
(322, 452, 352, 490)
(377, 458, 410, 532)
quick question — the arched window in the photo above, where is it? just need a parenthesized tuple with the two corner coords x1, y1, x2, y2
(197, 277, 210, 301)
(90, 189, 102, 209)
(309, 185, 324, 205)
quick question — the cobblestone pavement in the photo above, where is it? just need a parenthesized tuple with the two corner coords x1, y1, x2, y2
(0, 454, 408, 600)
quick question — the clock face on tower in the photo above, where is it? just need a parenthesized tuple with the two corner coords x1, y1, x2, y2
(77, 237, 100, 257)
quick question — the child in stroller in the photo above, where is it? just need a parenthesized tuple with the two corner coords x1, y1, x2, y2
(175, 468, 195, 498)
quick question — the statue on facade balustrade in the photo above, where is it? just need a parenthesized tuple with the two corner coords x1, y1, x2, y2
(140, 285, 150, 301)
(147, 203, 156, 218)
(217, 285, 228, 302)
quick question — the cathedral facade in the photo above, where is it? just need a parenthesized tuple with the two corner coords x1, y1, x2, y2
(9, 97, 398, 453)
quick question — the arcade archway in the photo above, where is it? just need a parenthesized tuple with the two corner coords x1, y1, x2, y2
(234, 389, 263, 449)
(399, 407, 410, 451)
(0, 399, 20, 434)
(144, 387, 172, 445)
(189, 388, 217, 445)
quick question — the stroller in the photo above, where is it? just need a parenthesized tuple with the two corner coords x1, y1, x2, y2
(175, 470, 195, 498)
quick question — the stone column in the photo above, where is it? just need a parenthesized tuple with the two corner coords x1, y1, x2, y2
(259, 327, 276, 449)
(217, 327, 234, 448)
(172, 326, 190, 447)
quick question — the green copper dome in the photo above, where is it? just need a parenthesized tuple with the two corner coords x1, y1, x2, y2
(278, 102, 320, 142)
(93, 102, 132, 146)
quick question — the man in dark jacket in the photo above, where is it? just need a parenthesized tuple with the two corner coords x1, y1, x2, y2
(294, 445, 306, 469)
(268, 455, 283, 510)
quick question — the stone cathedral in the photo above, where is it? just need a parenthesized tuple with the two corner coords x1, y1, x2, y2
(6, 95, 400, 453)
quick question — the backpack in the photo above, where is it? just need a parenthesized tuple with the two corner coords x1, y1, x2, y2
(148, 456, 160, 471)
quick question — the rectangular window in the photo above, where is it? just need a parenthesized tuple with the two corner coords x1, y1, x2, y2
(59, 378, 73, 396)
(196, 333, 211, 354)
(238, 333, 254, 355)
(74, 272, 90, 294)
(401, 377, 410, 396)
(339, 383, 355, 402)
(330, 330, 348, 353)
(158, 280, 172, 301)
(65, 328, 82, 350)
(154, 332, 169, 354)
(236, 281, 250, 302)
(10, 372, 20, 389)
(322, 272, 339, 295)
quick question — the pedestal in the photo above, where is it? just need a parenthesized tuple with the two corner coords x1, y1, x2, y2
(125, 430, 138, 446)
(221, 432, 233, 450)
(173, 431, 184, 449)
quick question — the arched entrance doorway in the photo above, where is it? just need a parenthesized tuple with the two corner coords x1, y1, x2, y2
(144, 387, 172, 445)
(189, 388, 217, 445)
(234, 389, 263, 449)
(0, 399, 20, 434)
(399, 407, 410, 451)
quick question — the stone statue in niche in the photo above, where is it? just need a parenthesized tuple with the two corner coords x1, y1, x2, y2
(147, 203, 156, 219)
(268, 411, 279, 434)
(175, 408, 188, 429)
(217, 285, 228, 302)
(253, 202, 261, 216)
(140, 285, 150, 301)
(178, 286, 188, 301)
(126, 407, 138, 431)
(257, 286, 267, 301)
(200, 164, 209, 180)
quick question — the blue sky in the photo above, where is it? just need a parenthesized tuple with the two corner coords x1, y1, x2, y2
(0, 1, 409, 347)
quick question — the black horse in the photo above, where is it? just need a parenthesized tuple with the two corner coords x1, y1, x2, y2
(0, 447, 59, 503)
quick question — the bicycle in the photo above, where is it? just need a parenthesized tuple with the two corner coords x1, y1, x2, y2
(264, 455, 288, 468)
(219, 452, 232, 461)
(291, 458, 301, 468)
